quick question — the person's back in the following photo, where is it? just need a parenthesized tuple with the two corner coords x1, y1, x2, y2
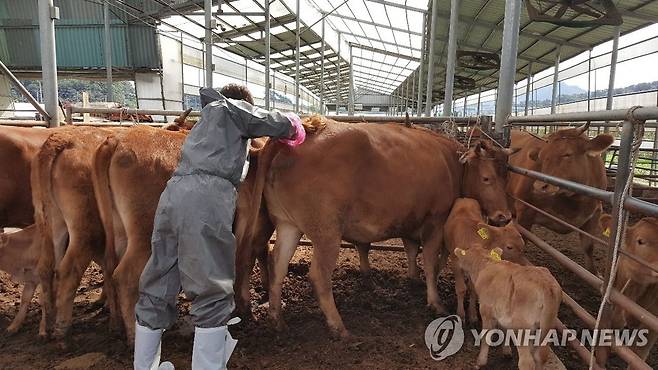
(175, 88, 294, 186)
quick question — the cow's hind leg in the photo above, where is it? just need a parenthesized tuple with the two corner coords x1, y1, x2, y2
(518, 345, 536, 370)
(268, 223, 302, 331)
(453, 264, 467, 321)
(354, 243, 371, 273)
(422, 227, 447, 315)
(52, 233, 95, 342)
(308, 234, 348, 338)
(402, 239, 420, 279)
(6, 281, 38, 334)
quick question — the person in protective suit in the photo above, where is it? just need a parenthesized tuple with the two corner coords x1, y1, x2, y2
(133, 84, 305, 370)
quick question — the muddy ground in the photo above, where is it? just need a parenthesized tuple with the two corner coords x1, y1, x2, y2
(0, 225, 656, 369)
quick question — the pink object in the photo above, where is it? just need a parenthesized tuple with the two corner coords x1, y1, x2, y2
(279, 113, 306, 147)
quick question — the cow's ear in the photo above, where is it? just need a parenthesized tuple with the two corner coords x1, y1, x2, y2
(527, 148, 539, 162)
(459, 150, 477, 164)
(586, 134, 614, 157)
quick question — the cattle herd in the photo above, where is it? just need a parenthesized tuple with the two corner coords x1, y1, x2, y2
(0, 113, 657, 369)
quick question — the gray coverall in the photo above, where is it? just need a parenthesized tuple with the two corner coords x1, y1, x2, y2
(135, 88, 293, 330)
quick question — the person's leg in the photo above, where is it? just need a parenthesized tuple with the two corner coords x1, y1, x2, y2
(134, 187, 181, 370)
(177, 177, 238, 369)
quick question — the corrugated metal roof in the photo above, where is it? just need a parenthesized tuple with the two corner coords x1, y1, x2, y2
(0, 0, 160, 72)
(399, 0, 658, 105)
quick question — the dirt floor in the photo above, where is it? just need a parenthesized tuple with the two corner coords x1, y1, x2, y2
(0, 225, 656, 369)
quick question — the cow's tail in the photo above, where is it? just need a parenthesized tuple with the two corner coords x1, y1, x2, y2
(91, 135, 122, 329)
(32, 133, 70, 333)
(244, 141, 279, 262)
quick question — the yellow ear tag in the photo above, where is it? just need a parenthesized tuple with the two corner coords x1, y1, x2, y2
(602, 228, 611, 237)
(490, 249, 502, 262)
(460, 249, 466, 256)
(477, 228, 489, 240)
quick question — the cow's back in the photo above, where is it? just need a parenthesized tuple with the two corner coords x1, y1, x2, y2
(265, 122, 463, 242)
(444, 198, 485, 252)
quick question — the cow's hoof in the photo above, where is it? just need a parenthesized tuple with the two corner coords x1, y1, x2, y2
(269, 317, 288, 332)
(427, 302, 448, 316)
(328, 326, 351, 340)
(6, 325, 19, 335)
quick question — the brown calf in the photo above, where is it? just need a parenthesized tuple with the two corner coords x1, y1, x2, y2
(443, 197, 526, 323)
(0, 225, 40, 334)
(597, 214, 658, 367)
(454, 246, 561, 370)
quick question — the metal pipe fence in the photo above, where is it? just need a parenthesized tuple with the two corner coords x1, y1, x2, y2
(507, 105, 658, 369)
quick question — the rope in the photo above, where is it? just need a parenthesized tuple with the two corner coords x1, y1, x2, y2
(588, 111, 644, 369)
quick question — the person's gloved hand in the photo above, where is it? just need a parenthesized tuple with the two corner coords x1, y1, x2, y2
(278, 112, 306, 147)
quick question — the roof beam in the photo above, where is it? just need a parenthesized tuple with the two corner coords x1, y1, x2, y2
(353, 76, 395, 91)
(352, 57, 416, 71)
(214, 14, 296, 40)
(350, 43, 419, 61)
(341, 31, 421, 52)
(363, 0, 426, 14)
(329, 14, 422, 36)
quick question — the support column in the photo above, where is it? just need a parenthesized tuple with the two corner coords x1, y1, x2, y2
(405, 78, 410, 114)
(295, 0, 300, 112)
(424, 0, 439, 116)
(204, 0, 213, 88)
(349, 45, 354, 115)
(550, 46, 561, 114)
(38, 0, 60, 127)
(493, 0, 521, 133)
(463, 96, 467, 116)
(319, 16, 325, 111)
(524, 62, 532, 116)
(587, 49, 592, 112)
(606, 26, 621, 112)
(104, 1, 113, 102)
(265, 0, 271, 109)
(337, 32, 341, 115)
(411, 73, 416, 115)
(476, 87, 481, 115)
(417, 15, 426, 117)
(443, 0, 459, 116)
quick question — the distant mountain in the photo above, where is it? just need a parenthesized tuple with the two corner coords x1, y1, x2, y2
(533, 82, 586, 101)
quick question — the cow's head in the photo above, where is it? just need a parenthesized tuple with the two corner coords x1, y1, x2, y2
(476, 221, 526, 264)
(460, 140, 518, 226)
(601, 214, 658, 284)
(529, 123, 613, 196)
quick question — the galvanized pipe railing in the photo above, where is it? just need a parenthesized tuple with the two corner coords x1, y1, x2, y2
(517, 225, 658, 333)
(65, 106, 201, 124)
(506, 106, 658, 369)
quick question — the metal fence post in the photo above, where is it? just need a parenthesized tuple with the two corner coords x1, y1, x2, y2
(424, 0, 439, 117)
(443, 0, 459, 116)
(417, 14, 426, 117)
(204, 0, 213, 88)
(493, 0, 521, 134)
(38, 0, 60, 127)
(265, 0, 271, 110)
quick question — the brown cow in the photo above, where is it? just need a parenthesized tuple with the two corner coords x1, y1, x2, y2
(508, 123, 613, 274)
(32, 126, 120, 341)
(453, 246, 562, 370)
(91, 126, 269, 340)
(246, 118, 515, 337)
(0, 127, 52, 228)
(0, 225, 41, 334)
(443, 197, 526, 323)
(596, 214, 658, 366)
